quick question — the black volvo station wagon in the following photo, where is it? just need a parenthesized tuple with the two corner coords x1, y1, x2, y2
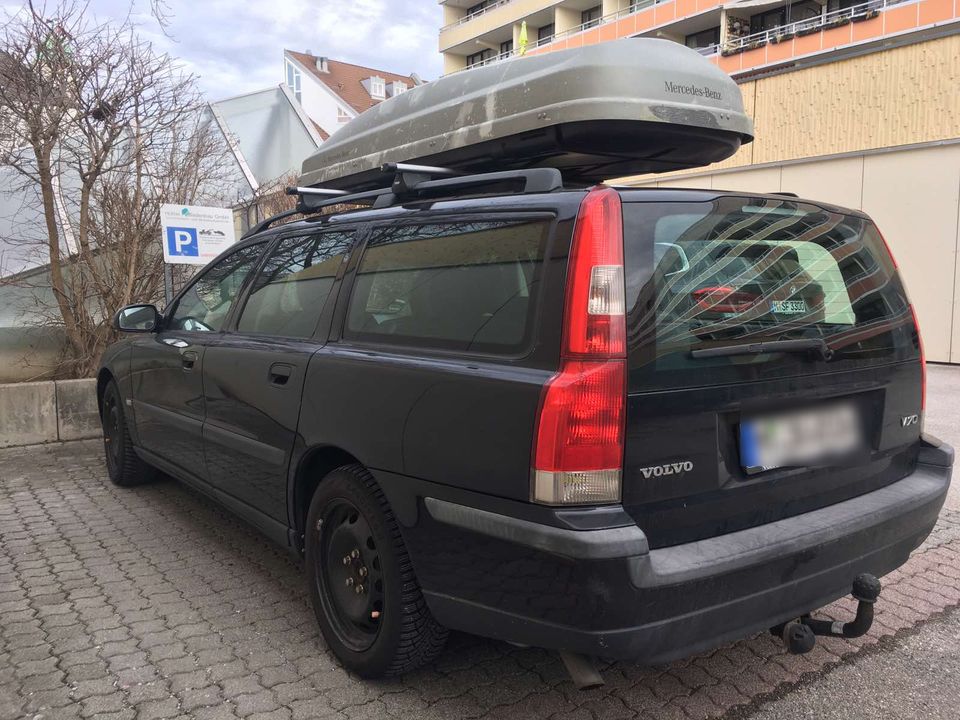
(100, 173, 953, 682)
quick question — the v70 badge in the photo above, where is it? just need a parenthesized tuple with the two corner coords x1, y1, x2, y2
(901, 414, 919, 427)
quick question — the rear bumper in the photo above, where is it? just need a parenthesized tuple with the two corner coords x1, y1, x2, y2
(413, 437, 952, 663)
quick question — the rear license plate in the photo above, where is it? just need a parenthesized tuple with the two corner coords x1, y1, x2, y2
(770, 299, 808, 314)
(740, 402, 863, 474)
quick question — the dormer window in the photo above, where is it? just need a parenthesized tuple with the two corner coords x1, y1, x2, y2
(391, 81, 408, 96)
(369, 76, 385, 99)
(337, 107, 351, 123)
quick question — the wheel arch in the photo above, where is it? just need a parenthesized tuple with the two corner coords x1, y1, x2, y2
(96, 368, 115, 416)
(291, 445, 363, 550)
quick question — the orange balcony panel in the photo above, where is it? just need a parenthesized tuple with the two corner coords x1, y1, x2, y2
(820, 23, 853, 51)
(677, 0, 697, 19)
(635, 8, 655, 31)
(599, 21, 618, 43)
(793, 31, 823, 56)
(580, 28, 601, 47)
(718, 53, 742, 74)
(919, 0, 953, 26)
(765, 38, 795, 63)
(884, 4, 920, 34)
(654, 1, 677, 25)
(851, 14, 884, 41)
(739, 46, 768, 69)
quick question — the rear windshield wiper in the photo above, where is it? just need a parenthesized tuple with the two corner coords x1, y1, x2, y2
(691, 338, 834, 361)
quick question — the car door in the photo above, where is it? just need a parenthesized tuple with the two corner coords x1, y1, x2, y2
(200, 229, 356, 522)
(130, 242, 267, 479)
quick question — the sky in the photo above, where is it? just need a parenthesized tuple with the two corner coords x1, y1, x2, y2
(15, 0, 446, 101)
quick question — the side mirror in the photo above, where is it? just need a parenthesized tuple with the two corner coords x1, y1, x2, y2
(114, 304, 160, 333)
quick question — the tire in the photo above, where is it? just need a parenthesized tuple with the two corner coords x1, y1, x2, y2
(100, 379, 155, 487)
(305, 464, 448, 677)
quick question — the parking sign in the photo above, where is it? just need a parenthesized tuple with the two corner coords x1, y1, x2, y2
(161, 205, 236, 266)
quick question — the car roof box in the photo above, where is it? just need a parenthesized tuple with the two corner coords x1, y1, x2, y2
(299, 38, 754, 192)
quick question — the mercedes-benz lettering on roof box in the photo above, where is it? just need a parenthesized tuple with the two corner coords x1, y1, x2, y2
(299, 39, 755, 191)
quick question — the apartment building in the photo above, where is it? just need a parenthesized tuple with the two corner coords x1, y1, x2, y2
(438, 0, 960, 363)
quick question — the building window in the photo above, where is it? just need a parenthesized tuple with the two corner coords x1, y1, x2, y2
(466, 48, 495, 67)
(337, 107, 351, 124)
(285, 60, 302, 103)
(369, 76, 385, 99)
(751, 7, 786, 31)
(500, 39, 513, 56)
(466, 0, 498, 16)
(685, 26, 721, 53)
(537, 23, 555, 44)
(391, 81, 407, 96)
(582, 6, 602, 28)
(629, 0, 655, 9)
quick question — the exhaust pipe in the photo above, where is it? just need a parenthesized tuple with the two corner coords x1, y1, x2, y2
(771, 573, 882, 654)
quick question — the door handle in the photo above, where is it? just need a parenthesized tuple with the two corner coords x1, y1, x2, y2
(162, 337, 190, 348)
(181, 350, 199, 370)
(269, 363, 293, 387)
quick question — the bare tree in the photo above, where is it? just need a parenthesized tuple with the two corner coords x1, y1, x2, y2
(0, 1, 231, 377)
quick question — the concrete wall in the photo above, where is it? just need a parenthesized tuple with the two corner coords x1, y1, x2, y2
(625, 141, 960, 364)
(0, 378, 101, 448)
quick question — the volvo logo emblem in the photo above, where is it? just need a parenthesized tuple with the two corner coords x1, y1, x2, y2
(638, 461, 694, 479)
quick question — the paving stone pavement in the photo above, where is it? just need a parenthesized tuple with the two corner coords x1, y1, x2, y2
(1, 440, 959, 720)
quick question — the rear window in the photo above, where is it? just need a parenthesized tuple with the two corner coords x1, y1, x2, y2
(624, 197, 919, 390)
(345, 219, 549, 354)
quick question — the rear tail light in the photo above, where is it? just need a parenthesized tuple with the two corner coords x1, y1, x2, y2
(879, 227, 925, 414)
(692, 286, 759, 313)
(532, 188, 626, 505)
(910, 304, 926, 413)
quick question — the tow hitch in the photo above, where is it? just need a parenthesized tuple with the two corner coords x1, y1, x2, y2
(771, 573, 882, 654)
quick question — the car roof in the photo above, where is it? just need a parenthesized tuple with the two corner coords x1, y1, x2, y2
(241, 185, 870, 245)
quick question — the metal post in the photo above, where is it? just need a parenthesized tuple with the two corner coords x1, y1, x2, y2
(163, 264, 173, 308)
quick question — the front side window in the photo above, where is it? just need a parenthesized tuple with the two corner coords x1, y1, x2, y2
(169, 244, 264, 333)
(237, 231, 353, 338)
(345, 220, 550, 354)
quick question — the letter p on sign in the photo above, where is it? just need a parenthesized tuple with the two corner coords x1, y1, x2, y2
(166, 227, 198, 257)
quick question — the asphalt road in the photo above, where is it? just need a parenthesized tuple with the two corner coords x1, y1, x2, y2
(1, 366, 959, 720)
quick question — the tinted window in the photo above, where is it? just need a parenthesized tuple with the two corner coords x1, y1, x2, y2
(624, 198, 918, 390)
(345, 220, 549, 353)
(237, 231, 352, 338)
(169, 244, 264, 333)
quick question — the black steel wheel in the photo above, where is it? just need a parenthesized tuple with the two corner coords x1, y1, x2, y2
(305, 464, 447, 677)
(100, 380, 155, 487)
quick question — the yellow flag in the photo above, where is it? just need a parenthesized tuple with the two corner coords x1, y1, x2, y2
(518, 20, 529, 56)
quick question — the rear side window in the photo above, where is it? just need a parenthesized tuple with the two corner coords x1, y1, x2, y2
(345, 220, 549, 353)
(624, 197, 918, 390)
(237, 231, 352, 338)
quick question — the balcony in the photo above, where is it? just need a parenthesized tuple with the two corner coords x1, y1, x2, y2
(441, 0, 515, 30)
(722, 0, 887, 56)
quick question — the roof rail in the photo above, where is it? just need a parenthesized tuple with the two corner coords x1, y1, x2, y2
(243, 166, 565, 239)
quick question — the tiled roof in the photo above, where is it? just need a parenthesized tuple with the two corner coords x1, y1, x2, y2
(310, 120, 330, 141)
(286, 50, 418, 114)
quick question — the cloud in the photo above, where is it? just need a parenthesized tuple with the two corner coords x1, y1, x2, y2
(87, 0, 443, 99)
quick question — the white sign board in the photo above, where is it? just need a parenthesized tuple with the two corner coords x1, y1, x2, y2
(160, 204, 237, 266)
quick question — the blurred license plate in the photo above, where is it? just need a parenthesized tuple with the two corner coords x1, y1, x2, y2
(740, 403, 862, 474)
(771, 299, 807, 314)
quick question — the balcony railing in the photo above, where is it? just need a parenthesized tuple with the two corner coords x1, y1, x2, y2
(721, 0, 890, 54)
(441, 0, 515, 31)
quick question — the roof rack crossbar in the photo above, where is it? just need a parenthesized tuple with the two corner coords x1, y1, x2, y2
(286, 186, 350, 197)
(380, 162, 460, 177)
(412, 168, 563, 195)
